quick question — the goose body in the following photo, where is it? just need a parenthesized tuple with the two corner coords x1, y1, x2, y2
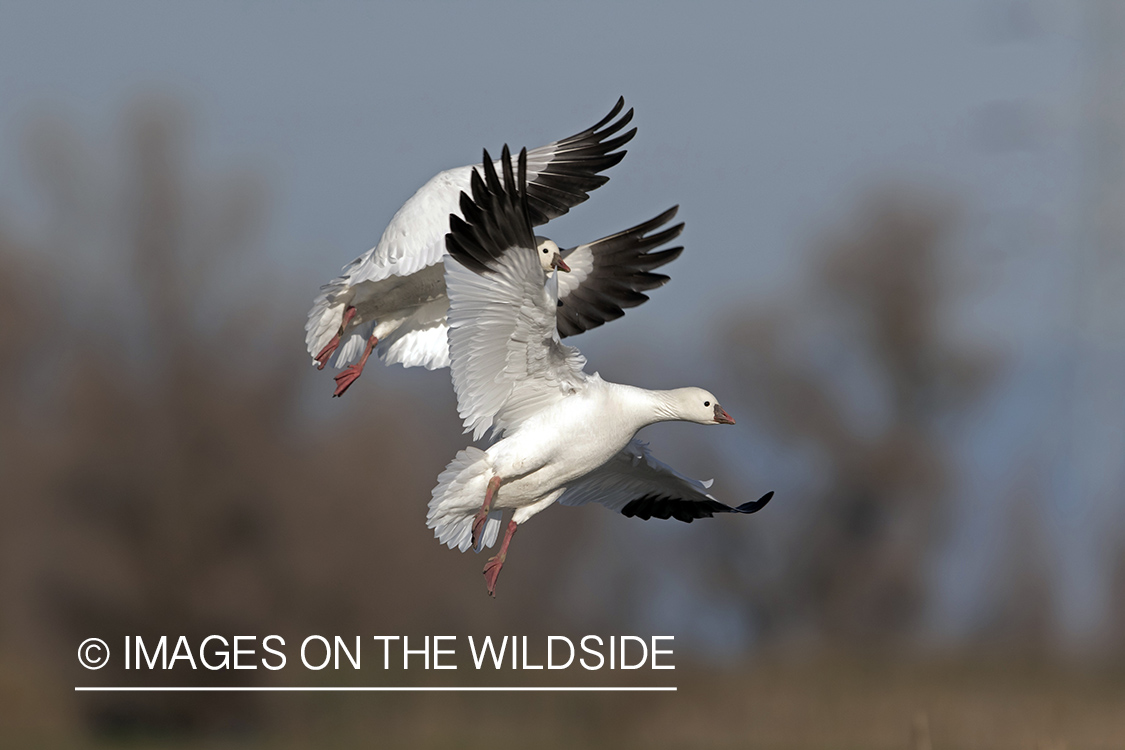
(461, 378, 660, 505)
(429, 146, 772, 595)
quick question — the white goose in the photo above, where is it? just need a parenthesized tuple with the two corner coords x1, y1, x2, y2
(430, 146, 773, 596)
(305, 98, 685, 396)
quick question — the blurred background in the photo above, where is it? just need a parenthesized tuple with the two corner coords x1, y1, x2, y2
(2, 1, 1123, 747)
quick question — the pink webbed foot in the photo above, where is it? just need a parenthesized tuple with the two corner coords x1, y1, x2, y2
(484, 520, 518, 598)
(483, 557, 504, 597)
(331, 331, 378, 398)
(472, 476, 502, 549)
(332, 365, 364, 396)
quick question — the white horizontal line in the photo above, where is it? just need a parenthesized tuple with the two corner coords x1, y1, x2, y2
(75, 686, 676, 693)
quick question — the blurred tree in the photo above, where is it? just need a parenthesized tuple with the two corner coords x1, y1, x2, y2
(18, 102, 439, 734)
(717, 192, 998, 647)
(28, 102, 296, 733)
(0, 230, 63, 738)
(1, 99, 598, 740)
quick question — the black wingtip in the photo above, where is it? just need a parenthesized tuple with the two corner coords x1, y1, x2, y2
(735, 491, 774, 514)
(516, 146, 530, 228)
(521, 99, 637, 226)
(475, 149, 492, 192)
(614, 110, 636, 137)
(590, 97, 627, 132)
(445, 146, 535, 276)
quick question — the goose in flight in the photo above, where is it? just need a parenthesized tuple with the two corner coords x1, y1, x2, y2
(305, 98, 684, 396)
(429, 146, 773, 596)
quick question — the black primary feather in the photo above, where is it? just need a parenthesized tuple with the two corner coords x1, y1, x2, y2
(522, 97, 637, 227)
(620, 491, 774, 524)
(556, 205, 685, 338)
(446, 146, 535, 276)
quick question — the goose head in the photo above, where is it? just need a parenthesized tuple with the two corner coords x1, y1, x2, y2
(535, 237, 570, 274)
(668, 388, 736, 425)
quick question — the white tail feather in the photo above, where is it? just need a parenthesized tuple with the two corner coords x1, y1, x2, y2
(480, 512, 502, 551)
(305, 297, 344, 364)
(305, 277, 351, 364)
(333, 320, 375, 368)
(428, 447, 499, 552)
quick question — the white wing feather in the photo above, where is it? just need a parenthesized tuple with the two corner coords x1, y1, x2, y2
(555, 243, 593, 301)
(444, 248, 586, 441)
(342, 167, 476, 289)
(378, 299, 452, 370)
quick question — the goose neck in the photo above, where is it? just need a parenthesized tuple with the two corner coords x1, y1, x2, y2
(616, 385, 686, 429)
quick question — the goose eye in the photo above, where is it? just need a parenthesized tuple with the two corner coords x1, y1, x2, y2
(704, 401, 711, 407)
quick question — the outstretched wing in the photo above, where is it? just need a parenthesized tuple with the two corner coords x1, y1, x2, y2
(555, 206, 684, 338)
(444, 146, 587, 441)
(522, 96, 636, 226)
(331, 99, 635, 291)
(558, 440, 773, 523)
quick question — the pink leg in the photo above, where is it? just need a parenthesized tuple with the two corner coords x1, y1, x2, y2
(332, 332, 378, 397)
(471, 476, 502, 549)
(314, 306, 357, 370)
(483, 520, 518, 597)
